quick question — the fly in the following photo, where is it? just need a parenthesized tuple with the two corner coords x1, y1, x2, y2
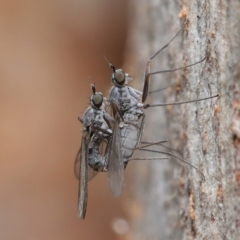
(74, 84, 123, 219)
(106, 20, 219, 179)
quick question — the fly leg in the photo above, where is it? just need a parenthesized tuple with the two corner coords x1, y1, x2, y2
(143, 94, 219, 109)
(141, 20, 187, 103)
(102, 142, 111, 172)
(148, 83, 175, 95)
(140, 140, 183, 157)
(141, 20, 208, 104)
(142, 57, 207, 103)
(136, 148, 205, 181)
(129, 156, 170, 161)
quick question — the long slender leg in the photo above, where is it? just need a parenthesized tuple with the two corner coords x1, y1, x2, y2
(139, 140, 168, 149)
(142, 57, 206, 103)
(140, 20, 211, 103)
(149, 20, 188, 61)
(144, 94, 219, 109)
(140, 141, 183, 156)
(137, 148, 205, 181)
(148, 57, 206, 77)
(129, 157, 170, 161)
(149, 83, 175, 95)
(141, 21, 187, 103)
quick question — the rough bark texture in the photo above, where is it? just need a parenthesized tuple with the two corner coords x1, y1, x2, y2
(124, 1, 240, 239)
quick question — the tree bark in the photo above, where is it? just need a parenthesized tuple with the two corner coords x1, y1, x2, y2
(124, 1, 240, 239)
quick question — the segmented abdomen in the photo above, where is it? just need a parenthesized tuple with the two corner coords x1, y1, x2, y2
(120, 113, 139, 160)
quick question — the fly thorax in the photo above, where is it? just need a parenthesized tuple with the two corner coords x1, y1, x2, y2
(93, 110, 103, 127)
(118, 87, 129, 97)
(118, 87, 131, 111)
(124, 113, 138, 123)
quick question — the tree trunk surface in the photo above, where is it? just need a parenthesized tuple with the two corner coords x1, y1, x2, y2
(123, 1, 240, 239)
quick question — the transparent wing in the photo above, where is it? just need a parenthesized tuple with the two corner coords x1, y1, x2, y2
(74, 144, 82, 180)
(75, 135, 98, 182)
(107, 113, 124, 197)
(75, 133, 89, 219)
(88, 166, 98, 181)
(104, 100, 112, 116)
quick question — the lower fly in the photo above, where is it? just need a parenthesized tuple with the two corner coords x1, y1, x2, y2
(75, 85, 169, 219)
(74, 84, 123, 219)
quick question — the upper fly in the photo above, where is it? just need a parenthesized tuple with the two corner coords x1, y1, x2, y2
(106, 20, 219, 180)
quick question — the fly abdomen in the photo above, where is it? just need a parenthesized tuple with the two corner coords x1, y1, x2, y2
(120, 113, 139, 159)
(88, 138, 106, 172)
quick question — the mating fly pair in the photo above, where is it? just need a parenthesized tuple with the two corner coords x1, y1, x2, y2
(74, 83, 168, 219)
(75, 20, 219, 219)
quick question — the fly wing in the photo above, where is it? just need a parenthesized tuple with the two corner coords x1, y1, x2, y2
(88, 167, 98, 181)
(75, 133, 89, 219)
(74, 148, 98, 181)
(104, 99, 112, 116)
(107, 112, 124, 197)
(74, 131, 98, 181)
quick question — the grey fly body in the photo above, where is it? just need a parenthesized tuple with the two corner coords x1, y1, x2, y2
(75, 85, 168, 219)
(106, 20, 219, 184)
(76, 20, 219, 219)
(75, 84, 123, 219)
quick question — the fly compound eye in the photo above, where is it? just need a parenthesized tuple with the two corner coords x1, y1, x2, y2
(92, 93, 103, 108)
(114, 70, 125, 85)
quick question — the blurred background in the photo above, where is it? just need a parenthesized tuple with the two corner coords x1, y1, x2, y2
(0, 0, 130, 239)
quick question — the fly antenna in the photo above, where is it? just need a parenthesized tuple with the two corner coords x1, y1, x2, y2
(103, 55, 115, 73)
(88, 76, 92, 85)
(90, 83, 96, 95)
(103, 55, 110, 64)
